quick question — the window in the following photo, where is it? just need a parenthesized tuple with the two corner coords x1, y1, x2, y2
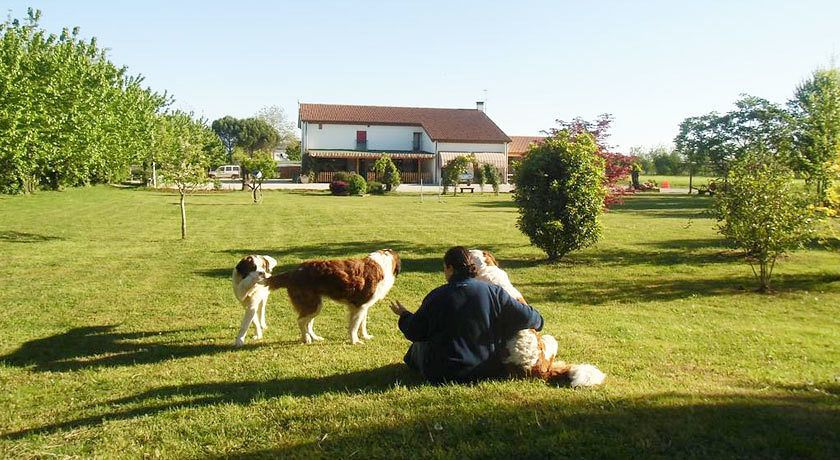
(356, 130, 367, 150)
(413, 132, 422, 151)
(318, 124, 323, 129)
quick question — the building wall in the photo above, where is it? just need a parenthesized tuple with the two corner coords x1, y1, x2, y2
(304, 122, 431, 152)
(436, 142, 506, 153)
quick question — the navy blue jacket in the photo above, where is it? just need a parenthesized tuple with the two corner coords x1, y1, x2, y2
(398, 275, 544, 383)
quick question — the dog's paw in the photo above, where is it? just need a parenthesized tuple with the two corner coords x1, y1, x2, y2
(253, 333, 263, 340)
(350, 338, 365, 345)
(234, 338, 245, 347)
(361, 333, 374, 340)
(302, 334, 313, 344)
(311, 334, 325, 341)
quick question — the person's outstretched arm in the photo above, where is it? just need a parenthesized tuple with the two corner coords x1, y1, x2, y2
(390, 293, 436, 342)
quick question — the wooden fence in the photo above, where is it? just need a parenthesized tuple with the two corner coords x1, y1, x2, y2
(316, 171, 433, 184)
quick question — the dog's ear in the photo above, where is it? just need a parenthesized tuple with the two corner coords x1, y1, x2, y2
(235, 256, 257, 278)
(263, 255, 277, 273)
(391, 250, 401, 276)
(483, 251, 499, 267)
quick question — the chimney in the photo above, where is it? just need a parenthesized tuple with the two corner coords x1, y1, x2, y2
(476, 101, 485, 112)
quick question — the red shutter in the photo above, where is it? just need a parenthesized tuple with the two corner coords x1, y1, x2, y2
(356, 131, 367, 142)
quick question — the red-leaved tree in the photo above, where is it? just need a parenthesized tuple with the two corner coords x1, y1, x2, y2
(548, 114, 635, 207)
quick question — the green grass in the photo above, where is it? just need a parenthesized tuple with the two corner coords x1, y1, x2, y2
(636, 175, 714, 188)
(1, 187, 838, 459)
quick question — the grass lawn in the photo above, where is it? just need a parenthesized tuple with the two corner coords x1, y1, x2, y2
(635, 175, 714, 188)
(1, 187, 838, 459)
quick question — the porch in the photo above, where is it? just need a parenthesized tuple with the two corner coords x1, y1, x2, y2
(307, 150, 436, 184)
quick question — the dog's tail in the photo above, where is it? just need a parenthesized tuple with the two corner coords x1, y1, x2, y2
(544, 361, 606, 388)
(265, 271, 293, 290)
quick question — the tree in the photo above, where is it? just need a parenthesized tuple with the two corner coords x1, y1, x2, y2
(473, 160, 486, 193)
(789, 68, 840, 204)
(237, 117, 279, 155)
(713, 151, 817, 292)
(482, 163, 501, 195)
(373, 155, 401, 192)
(155, 112, 218, 239)
(514, 130, 605, 261)
(211, 116, 243, 161)
(235, 148, 276, 203)
(0, 9, 167, 194)
(256, 105, 296, 147)
(285, 138, 301, 161)
(441, 154, 474, 195)
(674, 115, 719, 192)
(551, 114, 634, 207)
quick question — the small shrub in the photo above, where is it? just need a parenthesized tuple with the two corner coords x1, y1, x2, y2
(373, 156, 401, 191)
(332, 171, 352, 183)
(483, 163, 501, 195)
(514, 130, 605, 261)
(348, 173, 367, 196)
(329, 180, 350, 196)
(212, 178, 222, 190)
(368, 180, 385, 195)
(713, 151, 818, 292)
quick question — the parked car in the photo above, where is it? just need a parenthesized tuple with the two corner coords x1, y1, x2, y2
(209, 165, 241, 180)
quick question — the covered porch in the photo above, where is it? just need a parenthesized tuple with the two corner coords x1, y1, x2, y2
(307, 150, 435, 184)
(439, 151, 509, 184)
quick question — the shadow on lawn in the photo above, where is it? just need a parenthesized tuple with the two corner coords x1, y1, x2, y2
(221, 392, 838, 459)
(0, 363, 423, 440)
(4, 385, 837, 459)
(523, 272, 840, 305)
(613, 194, 713, 219)
(0, 230, 63, 243)
(0, 325, 241, 372)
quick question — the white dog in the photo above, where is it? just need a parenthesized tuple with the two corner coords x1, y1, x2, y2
(232, 254, 277, 347)
(470, 249, 606, 387)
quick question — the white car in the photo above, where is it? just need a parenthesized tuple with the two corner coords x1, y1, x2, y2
(209, 165, 241, 180)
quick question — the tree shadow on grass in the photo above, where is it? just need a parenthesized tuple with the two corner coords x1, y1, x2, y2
(612, 194, 713, 219)
(0, 231, 63, 243)
(220, 392, 839, 459)
(0, 325, 245, 372)
(0, 363, 422, 440)
(522, 272, 840, 305)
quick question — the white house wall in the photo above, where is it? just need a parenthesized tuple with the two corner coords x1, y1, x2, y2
(305, 123, 431, 151)
(435, 142, 505, 153)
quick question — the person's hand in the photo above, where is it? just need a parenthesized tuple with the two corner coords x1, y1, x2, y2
(388, 300, 408, 316)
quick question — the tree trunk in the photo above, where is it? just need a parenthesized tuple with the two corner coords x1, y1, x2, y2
(179, 190, 187, 239)
(688, 171, 693, 195)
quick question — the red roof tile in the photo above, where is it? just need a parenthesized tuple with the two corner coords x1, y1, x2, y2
(300, 103, 511, 143)
(508, 136, 545, 157)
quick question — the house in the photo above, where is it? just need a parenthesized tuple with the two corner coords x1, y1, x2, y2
(507, 136, 545, 172)
(298, 102, 511, 184)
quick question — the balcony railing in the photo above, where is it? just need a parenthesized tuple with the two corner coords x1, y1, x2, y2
(355, 141, 367, 151)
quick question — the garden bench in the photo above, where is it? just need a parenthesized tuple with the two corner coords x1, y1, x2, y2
(459, 186, 475, 193)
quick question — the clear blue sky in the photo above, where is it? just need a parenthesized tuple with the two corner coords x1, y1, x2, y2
(6, 0, 839, 151)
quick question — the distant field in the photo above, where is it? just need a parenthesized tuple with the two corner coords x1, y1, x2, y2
(627, 175, 714, 189)
(1, 187, 838, 458)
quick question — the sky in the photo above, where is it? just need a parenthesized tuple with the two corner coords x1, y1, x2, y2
(5, 0, 840, 151)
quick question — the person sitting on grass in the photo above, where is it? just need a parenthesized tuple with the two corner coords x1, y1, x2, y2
(388, 246, 545, 384)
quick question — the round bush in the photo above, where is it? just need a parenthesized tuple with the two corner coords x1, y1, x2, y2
(332, 171, 352, 183)
(368, 180, 385, 195)
(348, 173, 367, 196)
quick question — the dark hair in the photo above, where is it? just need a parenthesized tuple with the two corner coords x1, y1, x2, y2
(444, 246, 477, 278)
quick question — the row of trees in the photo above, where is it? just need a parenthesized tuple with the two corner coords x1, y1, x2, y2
(0, 9, 170, 194)
(674, 68, 840, 205)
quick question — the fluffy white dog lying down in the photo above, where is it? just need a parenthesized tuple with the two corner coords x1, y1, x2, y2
(232, 254, 277, 347)
(469, 249, 606, 387)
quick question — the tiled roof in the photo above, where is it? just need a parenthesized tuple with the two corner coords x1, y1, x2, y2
(508, 136, 545, 156)
(300, 103, 511, 143)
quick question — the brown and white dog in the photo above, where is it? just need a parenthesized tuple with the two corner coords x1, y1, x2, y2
(470, 249, 606, 387)
(232, 255, 278, 347)
(266, 249, 400, 344)
(469, 249, 526, 303)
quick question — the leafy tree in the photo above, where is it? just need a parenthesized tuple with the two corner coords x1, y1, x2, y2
(285, 138, 301, 161)
(551, 114, 633, 206)
(473, 160, 486, 193)
(155, 112, 216, 239)
(211, 116, 243, 161)
(373, 155, 401, 192)
(441, 154, 474, 195)
(674, 114, 721, 191)
(235, 148, 276, 203)
(482, 163, 501, 195)
(713, 151, 818, 292)
(514, 130, 605, 261)
(789, 68, 840, 203)
(238, 117, 279, 155)
(256, 105, 296, 147)
(0, 9, 167, 194)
